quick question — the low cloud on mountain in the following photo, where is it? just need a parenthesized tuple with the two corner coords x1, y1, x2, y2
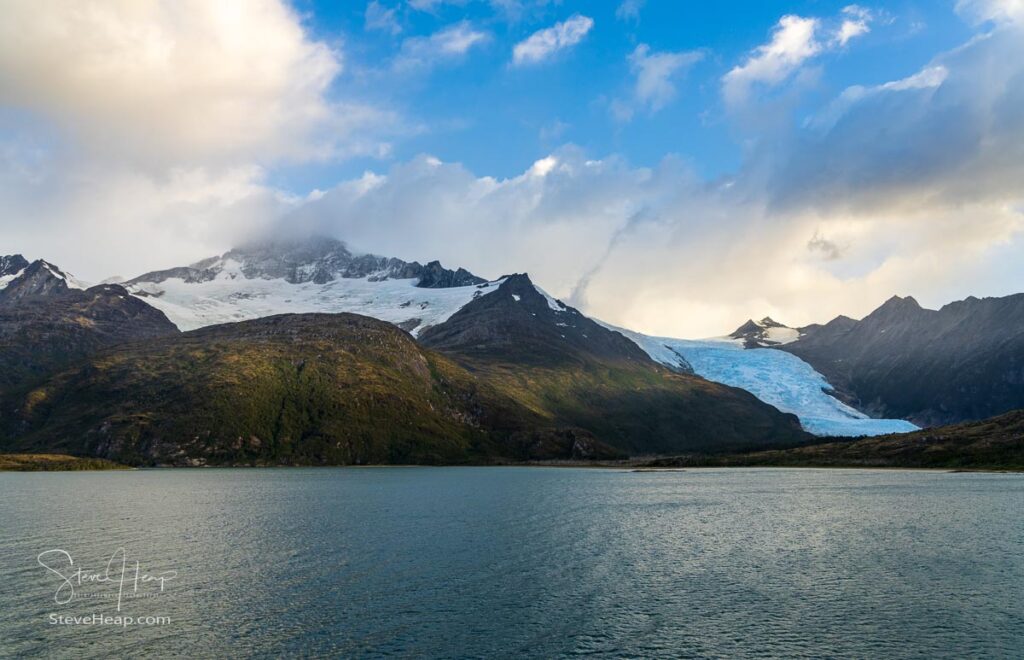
(1, 1, 1023, 336)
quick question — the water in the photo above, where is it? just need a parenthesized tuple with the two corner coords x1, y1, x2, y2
(0, 467, 1021, 658)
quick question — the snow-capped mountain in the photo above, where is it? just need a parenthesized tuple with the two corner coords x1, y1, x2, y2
(613, 326, 918, 437)
(123, 237, 502, 336)
(728, 317, 800, 348)
(0, 256, 89, 302)
(113, 236, 917, 437)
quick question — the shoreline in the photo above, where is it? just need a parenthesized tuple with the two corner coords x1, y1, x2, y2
(1, 453, 1020, 473)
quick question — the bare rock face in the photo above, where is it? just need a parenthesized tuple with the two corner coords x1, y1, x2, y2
(127, 236, 486, 289)
(0, 254, 29, 278)
(0, 260, 72, 302)
(780, 294, 1024, 426)
(0, 259, 179, 392)
(728, 317, 800, 348)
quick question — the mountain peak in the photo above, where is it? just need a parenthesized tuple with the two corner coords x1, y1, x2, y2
(0, 259, 79, 303)
(881, 294, 922, 310)
(0, 254, 29, 278)
(758, 316, 786, 328)
(729, 317, 799, 348)
(419, 274, 650, 366)
(129, 235, 485, 289)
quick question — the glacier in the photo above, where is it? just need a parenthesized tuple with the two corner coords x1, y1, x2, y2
(614, 328, 919, 437)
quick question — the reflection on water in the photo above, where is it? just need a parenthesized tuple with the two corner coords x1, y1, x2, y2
(0, 467, 1021, 657)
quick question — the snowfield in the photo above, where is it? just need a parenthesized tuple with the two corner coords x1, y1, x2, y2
(613, 327, 918, 437)
(127, 262, 504, 336)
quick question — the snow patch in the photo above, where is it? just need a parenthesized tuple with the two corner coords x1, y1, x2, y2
(763, 326, 799, 345)
(0, 268, 25, 291)
(534, 285, 566, 312)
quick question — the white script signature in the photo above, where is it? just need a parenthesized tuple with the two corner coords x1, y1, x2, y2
(37, 548, 177, 611)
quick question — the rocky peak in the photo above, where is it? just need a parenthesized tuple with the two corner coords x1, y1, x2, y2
(419, 273, 651, 366)
(863, 295, 929, 325)
(128, 235, 485, 289)
(0, 259, 73, 303)
(729, 316, 799, 348)
(0, 254, 29, 278)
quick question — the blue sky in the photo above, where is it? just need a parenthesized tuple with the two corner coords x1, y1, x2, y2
(2, 0, 1023, 336)
(272, 0, 974, 191)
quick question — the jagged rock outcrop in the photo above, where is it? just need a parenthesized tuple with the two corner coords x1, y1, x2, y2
(127, 236, 485, 289)
(729, 316, 800, 348)
(0, 254, 29, 279)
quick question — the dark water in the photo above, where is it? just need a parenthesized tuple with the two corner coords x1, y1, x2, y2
(0, 467, 1021, 658)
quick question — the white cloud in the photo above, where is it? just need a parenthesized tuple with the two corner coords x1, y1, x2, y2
(0, 0, 396, 168)
(395, 22, 489, 70)
(0, 0, 400, 278)
(723, 8, 873, 108)
(807, 65, 948, 131)
(956, 0, 1024, 23)
(512, 14, 594, 66)
(723, 15, 822, 107)
(627, 44, 704, 114)
(366, 1, 401, 35)
(616, 0, 645, 23)
(832, 5, 873, 46)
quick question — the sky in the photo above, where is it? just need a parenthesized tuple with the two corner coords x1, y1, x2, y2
(1, 0, 1023, 337)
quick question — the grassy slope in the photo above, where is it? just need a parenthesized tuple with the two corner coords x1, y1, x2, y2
(460, 359, 807, 455)
(646, 410, 1024, 470)
(0, 454, 130, 471)
(419, 274, 809, 455)
(1, 314, 632, 465)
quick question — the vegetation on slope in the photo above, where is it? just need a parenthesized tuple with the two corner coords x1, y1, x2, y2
(420, 274, 809, 454)
(0, 314, 626, 465)
(646, 410, 1024, 470)
(0, 453, 130, 471)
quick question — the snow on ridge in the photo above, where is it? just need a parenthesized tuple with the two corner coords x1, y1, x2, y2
(127, 273, 505, 336)
(0, 268, 25, 291)
(609, 323, 918, 437)
(534, 285, 567, 312)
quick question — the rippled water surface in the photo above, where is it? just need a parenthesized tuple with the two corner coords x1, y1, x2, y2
(0, 467, 1021, 658)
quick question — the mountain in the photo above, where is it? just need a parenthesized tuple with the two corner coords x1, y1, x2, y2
(0, 254, 29, 282)
(779, 294, 1024, 426)
(0, 313, 627, 465)
(420, 274, 810, 455)
(729, 317, 800, 348)
(0, 259, 82, 302)
(124, 236, 492, 335)
(646, 409, 1024, 471)
(0, 257, 178, 392)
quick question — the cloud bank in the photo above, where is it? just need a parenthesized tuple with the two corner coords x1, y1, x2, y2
(2, 2, 1023, 338)
(287, 15, 1024, 337)
(0, 0, 397, 277)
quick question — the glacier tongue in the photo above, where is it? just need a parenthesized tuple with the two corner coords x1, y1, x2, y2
(613, 327, 918, 437)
